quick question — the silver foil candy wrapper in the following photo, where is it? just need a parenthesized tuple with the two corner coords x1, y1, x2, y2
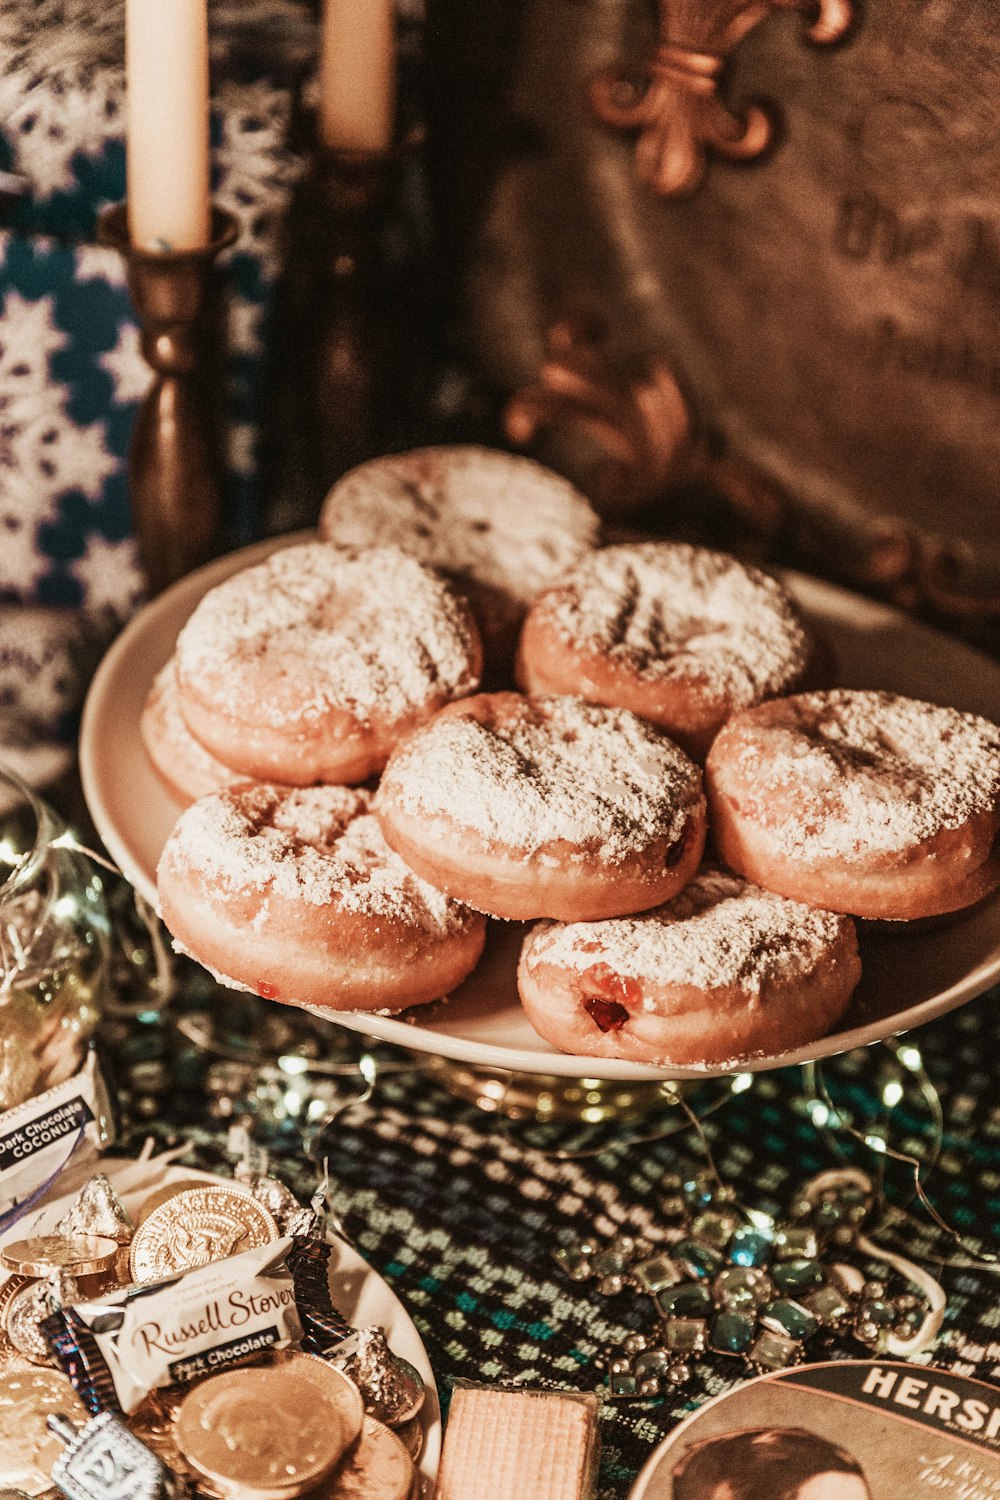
(56, 1176, 134, 1248)
(0, 1056, 112, 1216)
(48, 1409, 187, 1500)
(334, 1327, 425, 1427)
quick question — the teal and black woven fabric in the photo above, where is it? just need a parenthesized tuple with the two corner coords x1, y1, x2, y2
(111, 979, 1000, 1499)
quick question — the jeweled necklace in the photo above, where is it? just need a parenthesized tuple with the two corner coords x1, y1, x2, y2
(555, 1166, 944, 1399)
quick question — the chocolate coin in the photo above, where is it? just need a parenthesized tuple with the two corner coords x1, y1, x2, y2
(128, 1184, 279, 1283)
(0, 1277, 29, 1371)
(272, 1350, 365, 1440)
(393, 1415, 425, 1463)
(3, 1269, 79, 1367)
(135, 1178, 210, 1226)
(4, 1283, 56, 1366)
(0, 1234, 119, 1279)
(317, 1416, 416, 1500)
(0, 1365, 88, 1492)
(0, 1276, 29, 1329)
(175, 1365, 356, 1499)
(128, 1389, 201, 1489)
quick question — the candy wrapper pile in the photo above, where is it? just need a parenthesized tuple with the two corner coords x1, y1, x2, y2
(0, 1062, 426, 1499)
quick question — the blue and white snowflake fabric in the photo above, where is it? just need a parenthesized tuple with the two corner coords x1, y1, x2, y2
(0, 0, 428, 766)
(0, 0, 315, 627)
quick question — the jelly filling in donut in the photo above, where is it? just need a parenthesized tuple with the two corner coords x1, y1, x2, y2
(585, 998, 630, 1033)
(257, 979, 279, 1000)
(579, 965, 641, 1032)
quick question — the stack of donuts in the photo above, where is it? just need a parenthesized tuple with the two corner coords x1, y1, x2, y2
(146, 446, 1000, 1068)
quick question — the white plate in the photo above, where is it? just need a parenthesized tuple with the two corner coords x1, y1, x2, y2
(80, 537, 1000, 1080)
(0, 1153, 441, 1494)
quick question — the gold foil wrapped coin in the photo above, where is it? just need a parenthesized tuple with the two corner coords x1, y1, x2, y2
(0, 1234, 119, 1279)
(393, 1414, 425, 1463)
(317, 1416, 416, 1500)
(3, 1269, 78, 1366)
(272, 1350, 366, 1437)
(0, 1275, 29, 1329)
(128, 1184, 279, 1283)
(135, 1178, 210, 1226)
(128, 1389, 201, 1490)
(0, 1365, 88, 1493)
(175, 1365, 358, 1499)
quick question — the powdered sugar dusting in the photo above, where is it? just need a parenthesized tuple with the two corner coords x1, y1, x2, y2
(536, 542, 809, 701)
(523, 865, 852, 994)
(143, 660, 241, 793)
(174, 543, 480, 727)
(379, 694, 704, 863)
(318, 447, 601, 611)
(711, 689, 1000, 859)
(162, 783, 477, 936)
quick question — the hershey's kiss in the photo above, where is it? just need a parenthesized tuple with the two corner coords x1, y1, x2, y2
(335, 1327, 425, 1426)
(56, 1173, 134, 1246)
(246, 1173, 304, 1232)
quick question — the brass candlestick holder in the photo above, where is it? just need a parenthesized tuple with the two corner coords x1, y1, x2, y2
(98, 203, 239, 596)
(261, 147, 410, 535)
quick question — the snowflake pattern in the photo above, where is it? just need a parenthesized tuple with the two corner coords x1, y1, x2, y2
(228, 300, 265, 359)
(0, 287, 118, 604)
(0, 0, 124, 197)
(0, 607, 86, 729)
(0, 0, 318, 624)
(214, 77, 303, 278)
(99, 323, 152, 405)
(70, 533, 144, 619)
(76, 243, 127, 287)
(0, 0, 310, 219)
(0, 0, 423, 642)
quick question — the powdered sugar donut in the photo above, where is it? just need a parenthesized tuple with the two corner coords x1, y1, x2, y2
(517, 543, 811, 759)
(141, 658, 241, 805)
(318, 447, 601, 665)
(157, 784, 487, 1010)
(706, 690, 1000, 920)
(376, 692, 706, 921)
(173, 543, 482, 785)
(517, 865, 860, 1065)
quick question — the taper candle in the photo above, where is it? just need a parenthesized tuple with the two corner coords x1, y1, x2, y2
(318, 0, 395, 154)
(126, 0, 211, 251)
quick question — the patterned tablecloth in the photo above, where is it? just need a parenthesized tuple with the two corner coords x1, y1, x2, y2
(102, 948, 1000, 1500)
(5, 7, 999, 1490)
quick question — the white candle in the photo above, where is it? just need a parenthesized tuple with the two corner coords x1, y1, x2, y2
(126, 0, 211, 250)
(318, 0, 395, 154)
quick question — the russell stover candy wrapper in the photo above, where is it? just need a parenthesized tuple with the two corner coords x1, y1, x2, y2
(0, 1055, 113, 1222)
(45, 1237, 303, 1414)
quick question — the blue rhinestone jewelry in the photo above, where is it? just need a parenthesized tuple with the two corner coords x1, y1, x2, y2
(554, 1166, 941, 1400)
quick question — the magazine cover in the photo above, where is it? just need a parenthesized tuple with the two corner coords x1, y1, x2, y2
(631, 1359, 1000, 1499)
